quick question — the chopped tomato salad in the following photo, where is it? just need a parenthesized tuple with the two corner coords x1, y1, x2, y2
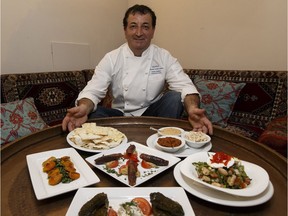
(210, 152, 232, 166)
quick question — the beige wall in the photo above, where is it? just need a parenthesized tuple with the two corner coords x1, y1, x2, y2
(129, 0, 287, 70)
(1, 0, 287, 74)
(1, 0, 127, 74)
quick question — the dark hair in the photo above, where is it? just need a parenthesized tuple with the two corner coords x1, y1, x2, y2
(123, 4, 157, 29)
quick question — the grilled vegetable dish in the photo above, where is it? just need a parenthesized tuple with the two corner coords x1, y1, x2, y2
(42, 156, 80, 185)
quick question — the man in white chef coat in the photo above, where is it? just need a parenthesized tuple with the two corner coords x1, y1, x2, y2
(62, 4, 213, 135)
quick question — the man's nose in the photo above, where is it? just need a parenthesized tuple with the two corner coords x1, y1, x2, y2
(136, 27, 143, 36)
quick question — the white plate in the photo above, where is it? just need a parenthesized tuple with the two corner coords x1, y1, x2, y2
(180, 152, 270, 197)
(174, 161, 274, 207)
(66, 130, 128, 153)
(26, 148, 100, 200)
(66, 187, 195, 216)
(146, 133, 212, 157)
(85, 141, 181, 187)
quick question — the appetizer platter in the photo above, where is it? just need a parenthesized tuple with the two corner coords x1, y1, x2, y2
(66, 187, 195, 216)
(66, 123, 128, 153)
(180, 152, 270, 197)
(86, 141, 181, 187)
(26, 148, 100, 200)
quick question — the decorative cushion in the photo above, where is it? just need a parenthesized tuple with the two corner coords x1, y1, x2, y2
(1, 71, 87, 125)
(1, 97, 48, 144)
(193, 76, 246, 127)
(258, 116, 287, 157)
(185, 69, 287, 140)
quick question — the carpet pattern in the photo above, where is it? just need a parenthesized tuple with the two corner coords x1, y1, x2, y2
(184, 69, 287, 140)
(1, 69, 286, 141)
(1, 71, 87, 125)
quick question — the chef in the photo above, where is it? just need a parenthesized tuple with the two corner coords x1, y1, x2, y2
(62, 4, 213, 135)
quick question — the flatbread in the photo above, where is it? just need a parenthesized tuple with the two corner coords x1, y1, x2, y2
(69, 123, 125, 150)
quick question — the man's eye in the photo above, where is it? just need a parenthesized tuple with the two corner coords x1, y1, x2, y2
(143, 25, 150, 30)
(129, 25, 137, 29)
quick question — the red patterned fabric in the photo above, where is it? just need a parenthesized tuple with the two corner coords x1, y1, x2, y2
(258, 116, 287, 157)
(184, 69, 287, 140)
(1, 71, 87, 125)
(1, 98, 48, 144)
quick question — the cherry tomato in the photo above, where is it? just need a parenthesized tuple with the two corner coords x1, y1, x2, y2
(141, 160, 155, 169)
(107, 207, 118, 216)
(132, 197, 152, 216)
(125, 159, 139, 166)
(124, 152, 139, 162)
(105, 160, 119, 169)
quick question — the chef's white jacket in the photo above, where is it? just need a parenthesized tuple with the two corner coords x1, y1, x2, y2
(77, 43, 199, 116)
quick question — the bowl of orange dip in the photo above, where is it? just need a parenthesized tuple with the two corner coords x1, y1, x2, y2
(155, 135, 185, 153)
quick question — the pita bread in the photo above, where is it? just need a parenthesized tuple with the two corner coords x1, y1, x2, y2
(69, 123, 125, 150)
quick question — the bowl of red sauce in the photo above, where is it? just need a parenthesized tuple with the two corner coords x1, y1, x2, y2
(155, 135, 185, 153)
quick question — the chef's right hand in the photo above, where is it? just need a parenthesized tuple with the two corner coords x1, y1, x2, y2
(62, 98, 94, 132)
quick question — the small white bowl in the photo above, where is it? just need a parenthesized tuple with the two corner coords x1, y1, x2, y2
(157, 127, 184, 137)
(155, 135, 185, 153)
(182, 131, 211, 149)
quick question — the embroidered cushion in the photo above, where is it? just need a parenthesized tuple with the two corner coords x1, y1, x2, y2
(193, 76, 246, 127)
(1, 97, 48, 144)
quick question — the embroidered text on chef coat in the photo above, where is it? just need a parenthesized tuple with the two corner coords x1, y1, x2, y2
(150, 65, 164, 74)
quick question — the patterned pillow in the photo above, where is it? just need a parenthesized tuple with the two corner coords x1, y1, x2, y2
(193, 76, 246, 127)
(1, 97, 48, 144)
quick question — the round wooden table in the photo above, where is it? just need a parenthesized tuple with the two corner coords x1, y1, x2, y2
(1, 117, 287, 216)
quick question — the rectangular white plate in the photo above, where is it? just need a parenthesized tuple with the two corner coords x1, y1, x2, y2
(86, 141, 181, 187)
(26, 148, 100, 200)
(66, 187, 195, 216)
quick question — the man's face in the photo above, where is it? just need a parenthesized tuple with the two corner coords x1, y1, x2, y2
(124, 12, 155, 56)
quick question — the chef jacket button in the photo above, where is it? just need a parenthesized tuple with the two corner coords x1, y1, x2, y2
(142, 88, 146, 91)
